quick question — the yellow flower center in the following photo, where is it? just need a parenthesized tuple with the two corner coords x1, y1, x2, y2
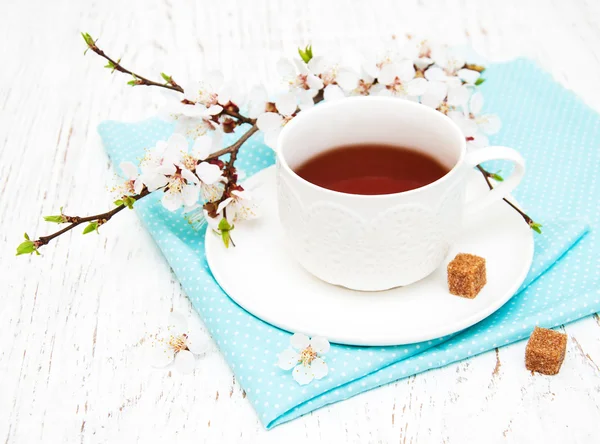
(168, 175, 185, 193)
(168, 334, 189, 353)
(386, 77, 406, 93)
(182, 154, 197, 172)
(299, 346, 317, 366)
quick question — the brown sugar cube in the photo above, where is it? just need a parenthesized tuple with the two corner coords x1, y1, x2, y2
(525, 326, 567, 375)
(447, 253, 486, 298)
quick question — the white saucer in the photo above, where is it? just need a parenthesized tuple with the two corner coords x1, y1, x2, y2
(206, 166, 534, 346)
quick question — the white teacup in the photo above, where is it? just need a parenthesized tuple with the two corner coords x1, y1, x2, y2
(276, 97, 525, 291)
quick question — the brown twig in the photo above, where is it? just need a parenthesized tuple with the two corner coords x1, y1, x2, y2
(85, 38, 184, 93)
(205, 125, 259, 161)
(475, 165, 534, 225)
(35, 188, 151, 248)
(221, 108, 256, 125)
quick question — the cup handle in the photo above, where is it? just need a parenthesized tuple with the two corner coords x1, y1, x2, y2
(463, 146, 526, 215)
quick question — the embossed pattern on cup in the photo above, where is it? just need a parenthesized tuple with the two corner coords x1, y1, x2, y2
(278, 167, 464, 290)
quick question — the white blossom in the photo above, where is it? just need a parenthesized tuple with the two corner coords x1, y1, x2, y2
(119, 161, 144, 194)
(255, 92, 297, 149)
(148, 311, 208, 375)
(449, 92, 501, 150)
(161, 101, 223, 139)
(246, 85, 270, 119)
(216, 189, 259, 223)
(278, 333, 330, 385)
(183, 70, 235, 107)
(277, 58, 324, 99)
(372, 60, 427, 98)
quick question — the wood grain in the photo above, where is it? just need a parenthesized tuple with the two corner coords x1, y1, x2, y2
(1, 0, 600, 442)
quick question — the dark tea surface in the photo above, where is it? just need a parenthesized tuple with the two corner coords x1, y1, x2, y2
(294, 144, 450, 195)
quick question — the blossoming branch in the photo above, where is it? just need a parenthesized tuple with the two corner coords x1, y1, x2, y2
(16, 33, 541, 257)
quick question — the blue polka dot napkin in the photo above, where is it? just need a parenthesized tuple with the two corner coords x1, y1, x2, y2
(99, 59, 597, 429)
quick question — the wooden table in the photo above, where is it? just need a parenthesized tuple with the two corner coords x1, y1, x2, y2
(2, 0, 599, 442)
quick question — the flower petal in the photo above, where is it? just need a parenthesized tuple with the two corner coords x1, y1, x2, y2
(206, 105, 223, 116)
(290, 333, 310, 350)
(275, 92, 297, 117)
(336, 68, 359, 91)
(309, 336, 330, 354)
(447, 85, 470, 107)
(204, 210, 222, 231)
(468, 132, 490, 150)
(120, 161, 138, 180)
(420, 81, 447, 108)
(216, 197, 233, 215)
(192, 135, 213, 160)
(247, 85, 269, 118)
(478, 114, 501, 135)
(306, 74, 324, 90)
(263, 129, 281, 150)
(377, 63, 397, 85)
(196, 162, 222, 185)
(256, 112, 283, 132)
(297, 89, 316, 110)
(406, 78, 428, 96)
(323, 84, 345, 101)
(396, 59, 416, 82)
(181, 184, 199, 207)
(469, 91, 484, 115)
(424, 66, 446, 82)
(414, 56, 433, 70)
(174, 350, 196, 374)
(133, 178, 144, 194)
(156, 163, 177, 176)
(148, 339, 176, 368)
(167, 311, 188, 333)
(278, 348, 300, 370)
(307, 56, 328, 75)
(162, 190, 183, 212)
(310, 357, 328, 379)
(168, 133, 189, 156)
(449, 111, 478, 137)
(293, 364, 314, 385)
(276, 58, 296, 79)
(458, 68, 480, 85)
(185, 321, 208, 355)
(181, 167, 200, 185)
(141, 172, 168, 192)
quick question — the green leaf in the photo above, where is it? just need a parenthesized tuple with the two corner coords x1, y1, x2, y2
(123, 196, 135, 209)
(81, 32, 95, 47)
(24, 232, 30, 241)
(16, 240, 36, 256)
(104, 60, 116, 69)
(161, 72, 171, 82)
(491, 172, 504, 182)
(82, 222, 98, 235)
(530, 222, 543, 234)
(44, 215, 66, 223)
(217, 218, 234, 248)
(114, 199, 124, 206)
(221, 230, 231, 248)
(474, 77, 485, 86)
(127, 79, 137, 86)
(298, 45, 313, 63)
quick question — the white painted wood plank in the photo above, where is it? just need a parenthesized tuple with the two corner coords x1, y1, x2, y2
(1, 0, 599, 442)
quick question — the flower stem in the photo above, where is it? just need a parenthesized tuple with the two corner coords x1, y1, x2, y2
(475, 164, 535, 226)
(87, 42, 184, 93)
(35, 188, 151, 249)
(205, 125, 259, 161)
